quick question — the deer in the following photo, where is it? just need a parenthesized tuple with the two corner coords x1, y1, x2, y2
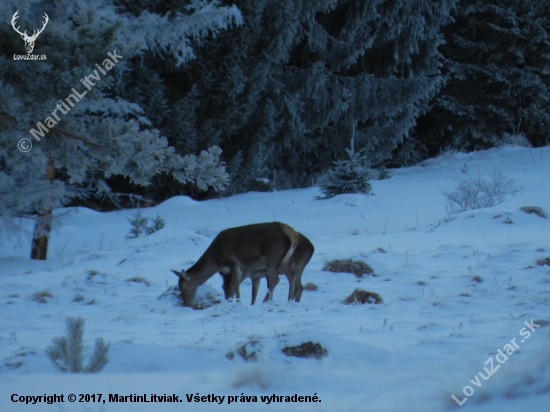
(171, 222, 299, 307)
(220, 232, 314, 304)
(11, 11, 49, 54)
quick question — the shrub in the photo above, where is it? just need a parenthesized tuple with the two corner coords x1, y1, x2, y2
(495, 132, 532, 148)
(318, 139, 372, 198)
(127, 211, 165, 239)
(46, 317, 109, 373)
(443, 168, 521, 215)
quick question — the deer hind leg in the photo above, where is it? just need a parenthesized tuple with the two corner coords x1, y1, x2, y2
(293, 277, 304, 302)
(263, 266, 280, 302)
(285, 268, 296, 302)
(230, 263, 243, 302)
(290, 262, 304, 302)
(251, 277, 261, 305)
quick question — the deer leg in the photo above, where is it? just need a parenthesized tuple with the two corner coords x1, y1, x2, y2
(251, 277, 261, 305)
(263, 266, 279, 302)
(292, 265, 304, 302)
(294, 279, 304, 302)
(286, 273, 296, 302)
(230, 263, 242, 302)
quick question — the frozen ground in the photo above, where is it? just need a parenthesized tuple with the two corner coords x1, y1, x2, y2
(1, 146, 549, 411)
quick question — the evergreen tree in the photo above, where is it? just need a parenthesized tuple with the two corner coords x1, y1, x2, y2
(415, 0, 550, 152)
(113, 0, 456, 198)
(196, 0, 455, 191)
(319, 132, 373, 198)
(0, 0, 235, 258)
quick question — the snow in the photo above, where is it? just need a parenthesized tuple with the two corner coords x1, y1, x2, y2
(1, 146, 549, 411)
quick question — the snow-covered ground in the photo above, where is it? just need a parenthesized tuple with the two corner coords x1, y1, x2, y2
(1, 146, 549, 411)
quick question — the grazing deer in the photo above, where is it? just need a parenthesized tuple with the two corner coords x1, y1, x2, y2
(171, 222, 299, 307)
(220, 232, 314, 304)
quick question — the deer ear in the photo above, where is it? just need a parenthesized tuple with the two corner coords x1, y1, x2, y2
(171, 269, 190, 281)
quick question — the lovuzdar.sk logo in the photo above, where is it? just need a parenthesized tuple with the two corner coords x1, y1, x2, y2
(11, 10, 49, 60)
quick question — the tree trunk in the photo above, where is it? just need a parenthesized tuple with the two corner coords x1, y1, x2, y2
(31, 159, 55, 260)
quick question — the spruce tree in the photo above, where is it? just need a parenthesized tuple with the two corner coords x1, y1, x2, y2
(319, 132, 373, 198)
(140, 0, 456, 195)
(416, 0, 550, 152)
(0, 0, 235, 258)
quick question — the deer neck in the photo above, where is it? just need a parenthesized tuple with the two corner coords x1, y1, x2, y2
(186, 249, 221, 285)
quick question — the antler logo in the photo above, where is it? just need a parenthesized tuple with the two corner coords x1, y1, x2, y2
(11, 10, 49, 54)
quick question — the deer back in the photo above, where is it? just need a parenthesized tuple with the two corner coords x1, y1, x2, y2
(174, 222, 298, 306)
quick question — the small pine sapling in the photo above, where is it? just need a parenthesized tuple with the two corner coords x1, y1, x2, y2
(46, 317, 109, 373)
(319, 134, 372, 198)
(145, 213, 165, 235)
(127, 211, 165, 238)
(127, 210, 148, 239)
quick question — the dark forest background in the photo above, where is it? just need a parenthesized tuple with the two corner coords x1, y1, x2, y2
(1, 0, 549, 257)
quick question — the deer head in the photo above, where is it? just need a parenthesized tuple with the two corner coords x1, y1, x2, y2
(170, 269, 198, 307)
(12, 11, 49, 54)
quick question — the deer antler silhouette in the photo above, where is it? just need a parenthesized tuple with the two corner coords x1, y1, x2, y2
(12, 11, 49, 54)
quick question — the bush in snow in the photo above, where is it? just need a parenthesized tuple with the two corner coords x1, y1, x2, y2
(319, 139, 372, 198)
(495, 132, 532, 148)
(46, 317, 109, 373)
(443, 168, 521, 216)
(127, 211, 165, 239)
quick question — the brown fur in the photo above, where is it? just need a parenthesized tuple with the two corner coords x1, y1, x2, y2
(171, 222, 299, 306)
(221, 232, 314, 304)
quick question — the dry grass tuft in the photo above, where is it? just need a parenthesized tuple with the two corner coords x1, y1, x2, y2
(282, 342, 328, 359)
(323, 259, 374, 278)
(226, 340, 260, 362)
(303, 282, 318, 291)
(472, 275, 483, 283)
(520, 206, 546, 218)
(343, 288, 383, 305)
(126, 276, 151, 286)
(32, 291, 54, 303)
